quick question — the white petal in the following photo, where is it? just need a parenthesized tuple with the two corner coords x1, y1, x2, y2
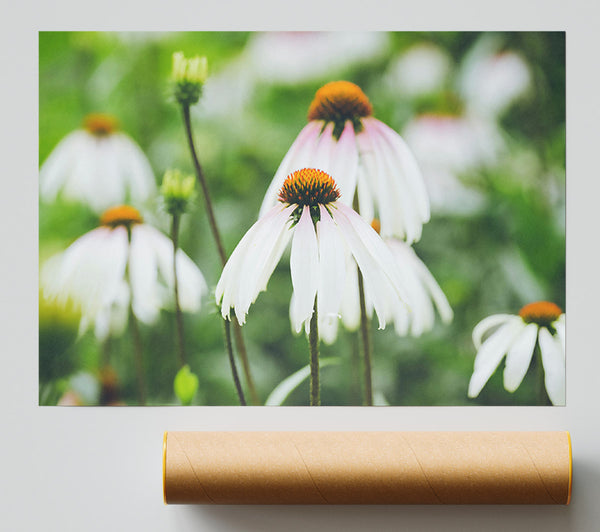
(555, 314, 566, 353)
(503, 322, 538, 392)
(128, 226, 161, 324)
(216, 205, 294, 324)
(468, 318, 525, 398)
(289, 206, 319, 333)
(235, 205, 294, 319)
(39, 131, 87, 201)
(364, 119, 422, 242)
(332, 202, 407, 329)
(538, 327, 566, 405)
(258, 122, 322, 217)
(472, 314, 515, 349)
(326, 121, 359, 205)
(316, 205, 346, 327)
(141, 224, 207, 313)
(339, 258, 361, 330)
(369, 118, 430, 223)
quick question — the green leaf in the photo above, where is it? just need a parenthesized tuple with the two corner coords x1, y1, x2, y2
(265, 357, 340, 406)
(174, 365, 199, 406)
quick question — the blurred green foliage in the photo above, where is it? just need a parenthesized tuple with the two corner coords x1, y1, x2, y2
(39, 31, 565, 406)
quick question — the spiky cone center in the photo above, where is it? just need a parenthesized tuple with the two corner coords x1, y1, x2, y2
(308, 81, 373, 122)
(278, 168, 340, 208)
(307, 81, 372, 138)
(100, 205, 143, 228)
(519, 301, 562, 328)
(84, 113, 119, 137)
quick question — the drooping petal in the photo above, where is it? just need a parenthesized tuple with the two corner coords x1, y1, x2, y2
(554, 314, 566, 353)
(258, 121, 323, 217)
(468, 317, 524, 398)
(289, 206, 319, 333)
(357, 122, 405, 240)
(316, 205, 347, 330)
(140, 224, 207, 313)
(116, 133, 157, 204)
(472, 314, 515, 349)
(503, 322, 538, 392)
(368, 117, 430, 224)
(234, 205, 294, 319)
(538, 327, 566, 405)
(39, 131, 87, 201)
(363, 119, 422, 242)
(331, 202, 408, 329)
(339, 257, 361, 331)
(129, 225, 161, 324)
(323, 121, 359, 204)
(216, 204, 294, 324)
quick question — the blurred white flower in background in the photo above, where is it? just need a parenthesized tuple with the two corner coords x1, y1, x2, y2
(41, 205, 206, 340)
(385, 43, 451, 96)
(403, 112, 502, 215)
(246, 31, 390, 85)
(458, 35, 531, 118)
(40, 114, 157, 214)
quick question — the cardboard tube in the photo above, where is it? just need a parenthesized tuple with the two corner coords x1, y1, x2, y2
(163, 431, 572, 505)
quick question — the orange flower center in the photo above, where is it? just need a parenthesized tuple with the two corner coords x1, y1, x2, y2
(278, 168, 340, 208)
(307, 81, 373, 124)
(370, 219, 381, 234)
(100, 205, 143, 228)
(519, 301, 562, 327)
(84, 113, 119, 136)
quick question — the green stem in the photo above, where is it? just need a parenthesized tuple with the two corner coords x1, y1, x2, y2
(180, 103, 258, 404)
(309, 301, 320, 406)
(170, 212, 186, 367)
(352, 194, 373, 406)
(223, 318, 246, 405)
(358, 269, 373, 406)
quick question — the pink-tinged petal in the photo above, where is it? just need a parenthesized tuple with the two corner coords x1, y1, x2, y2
(290, 206, 319, 333)
(316, 205, 346, 326)
(332, 202, 408, 329)
(503, 322, 538, 392)
(472, 314, 515, 349)
(327, 121, 359, 205)
(355, 164, 374, 223)
(357, 122, 404, 238)
(259, 121, 323, 217)
(363, 119, 421, 242)
(538, 327, 565, 405)
(468, 318, 524, 398)
(368, 117, 430, 223)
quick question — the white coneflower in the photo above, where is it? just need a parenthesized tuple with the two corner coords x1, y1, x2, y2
(458, 35, 531, 118)
(319, 219, 453, 344)
(216, 168, 409, 335)
(40, 114, 156, 213)
(41, 205, 206, 340)
(468, 301, 565, 405)
(259, 81, 430, 243)
(402, 112, 500, 215)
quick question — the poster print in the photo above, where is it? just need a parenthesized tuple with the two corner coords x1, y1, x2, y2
(39, 32, 565, 406)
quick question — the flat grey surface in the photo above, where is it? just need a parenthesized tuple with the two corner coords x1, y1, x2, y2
(2, 1, 599, 530)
